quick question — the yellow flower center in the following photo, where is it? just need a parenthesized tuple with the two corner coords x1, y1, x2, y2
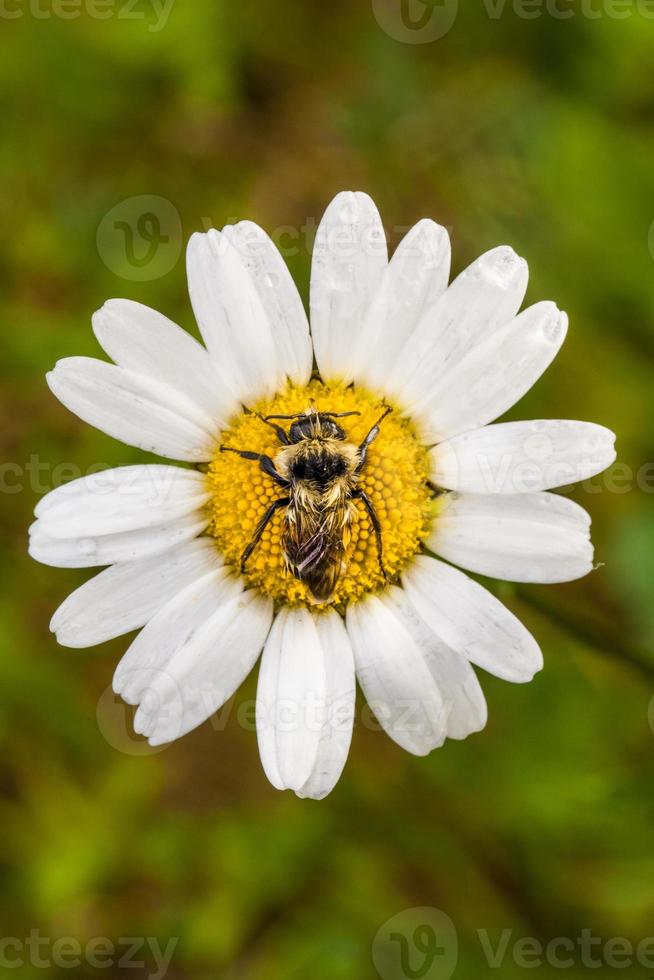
(206, 381, 435, 608)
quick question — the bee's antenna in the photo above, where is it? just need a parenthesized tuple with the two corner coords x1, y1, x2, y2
(322, 411, 361, 419)
(263, 412, 305, 421)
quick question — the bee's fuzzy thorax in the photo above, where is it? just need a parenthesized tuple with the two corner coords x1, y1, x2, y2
(275, 439, 359, 487)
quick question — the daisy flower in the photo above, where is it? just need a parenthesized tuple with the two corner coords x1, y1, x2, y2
(30, 192, 616, 799)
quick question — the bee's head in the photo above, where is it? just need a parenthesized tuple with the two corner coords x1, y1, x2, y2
(289, 410, 348, 443)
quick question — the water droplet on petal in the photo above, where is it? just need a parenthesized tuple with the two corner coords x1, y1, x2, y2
(543, 312, 564, 344)
(77, 538, 97, 556)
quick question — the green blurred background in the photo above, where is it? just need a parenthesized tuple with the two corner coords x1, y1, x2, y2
(1, 1, 653, 977)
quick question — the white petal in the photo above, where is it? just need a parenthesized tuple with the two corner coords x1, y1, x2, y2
(428, 491, 593, 583)
(256, 607, 355, 800)
(223, 222, 313, 387)
(431, 420, 617, 494)
(186, 230, 280, 405)
(92, 299, 238, 427)
(50, 538, 220, 648)
(309, 191, 388, 382)
(388, 245, 528, 407)
(349, 219, 451, 392)
(402, 555, 543, 683)
(29, 512, 208, 568)
(434, 650, 487, 740)
(410, 302, 568, 445)
(298, 611, 356, 800)
(113, 568, 243, 704)
(34, 465, 210, 538)
(256, 607, 323, 792)
(382, 587, 487, 740)
(47, 357, 217, 462)
(134, 589, 273, 745)
(346, 591, 447, 755)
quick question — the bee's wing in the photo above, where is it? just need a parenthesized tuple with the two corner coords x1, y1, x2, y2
(283, 499, 348, 602)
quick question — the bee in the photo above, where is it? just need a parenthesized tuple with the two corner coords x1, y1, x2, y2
(220, 405, 392, 602)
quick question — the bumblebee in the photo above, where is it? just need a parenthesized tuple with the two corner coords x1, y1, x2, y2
(220, 405, 392, 602)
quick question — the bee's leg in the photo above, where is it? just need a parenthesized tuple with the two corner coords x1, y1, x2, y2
(240, 497, 290, 572)
(352, 488, 388, 580)
(255, 414, 291, 445)
(355, 406, 393, 474)
(219, 447, 289, 488)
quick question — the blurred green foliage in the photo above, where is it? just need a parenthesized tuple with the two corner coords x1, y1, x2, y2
(1, 1, 653, 977)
